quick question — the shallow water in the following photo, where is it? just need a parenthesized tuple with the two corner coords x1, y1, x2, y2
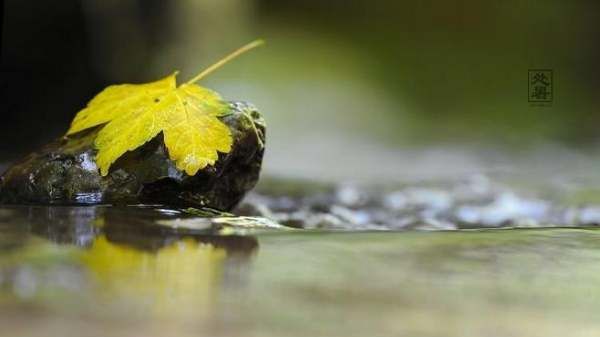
(242, 174, 600, 230)
(2, 205, 600, 337)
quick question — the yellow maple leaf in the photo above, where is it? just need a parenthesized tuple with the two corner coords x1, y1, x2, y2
(66, 40, 264, 176)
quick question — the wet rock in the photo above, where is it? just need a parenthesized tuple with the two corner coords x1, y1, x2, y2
(455, 192, 549, 227)
(404, 218, 457, 231)
(383, 188, 452, 212)
(0, 102, 265, 210)
(234, 194, 275, 218)
(329, 205, 371, 226)
(306, 213, 346, 229)
(335, 184, 369, 208)
(577, 207, 600, 225)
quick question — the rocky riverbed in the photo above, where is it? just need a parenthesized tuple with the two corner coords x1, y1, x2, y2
(3, 158, 600, 337)
(236, 174, 600, 231)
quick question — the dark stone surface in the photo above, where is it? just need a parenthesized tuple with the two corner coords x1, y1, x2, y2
(0, 102, 265, 210)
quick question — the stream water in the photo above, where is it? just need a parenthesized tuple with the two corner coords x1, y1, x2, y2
(2, 173, 600, 337)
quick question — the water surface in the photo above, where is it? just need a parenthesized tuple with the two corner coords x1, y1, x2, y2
(1, 205, 600, 337)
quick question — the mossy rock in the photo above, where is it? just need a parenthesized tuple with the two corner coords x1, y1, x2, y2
(0, 102, 265, 210)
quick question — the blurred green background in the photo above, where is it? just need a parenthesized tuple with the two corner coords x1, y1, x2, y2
(1, 0, 599, 179)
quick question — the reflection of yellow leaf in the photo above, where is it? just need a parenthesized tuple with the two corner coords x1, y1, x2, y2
(66, 40, 264, 176)
(81, 236, 226, 317)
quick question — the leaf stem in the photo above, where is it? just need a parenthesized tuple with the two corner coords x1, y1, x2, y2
(185, 39, 265, 85)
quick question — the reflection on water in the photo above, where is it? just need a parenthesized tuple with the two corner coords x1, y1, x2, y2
(4, 206, 600, 336)
(82, 236, 227, 318)
(0, 205, 258, 323)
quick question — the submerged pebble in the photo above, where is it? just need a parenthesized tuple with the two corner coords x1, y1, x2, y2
(237, 175, 600, 230)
